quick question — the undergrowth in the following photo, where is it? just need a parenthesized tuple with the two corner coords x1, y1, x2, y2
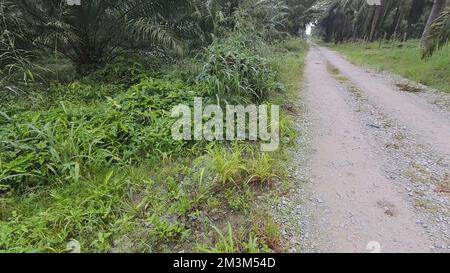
(0, 34, 307, 253)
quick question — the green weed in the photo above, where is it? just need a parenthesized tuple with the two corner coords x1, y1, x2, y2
(198, 222, 263, 253)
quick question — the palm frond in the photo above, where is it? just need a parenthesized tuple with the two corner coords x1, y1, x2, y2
(422, 6, 450, 58)
(127, 18, 183, 55)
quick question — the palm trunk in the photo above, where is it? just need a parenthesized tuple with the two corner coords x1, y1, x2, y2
(392, 10, 403, 41)
(421, 0, 447, 48)
(369, 6, 381, 42)
(389, 7, 400, 40)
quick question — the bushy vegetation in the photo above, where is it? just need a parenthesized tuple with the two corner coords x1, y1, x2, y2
(0, 0, 313, 253)
(197, 32, 284, 103)
(1, 6, 307, 250)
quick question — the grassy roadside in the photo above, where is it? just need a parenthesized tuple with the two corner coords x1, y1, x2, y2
(321, 40, 450, 93)
(277, 40, 308, 103)
(198, 43, 308, 252)
(0, 38, 307, 253)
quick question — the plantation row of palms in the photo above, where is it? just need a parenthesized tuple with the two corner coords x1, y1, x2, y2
(315, 0, 450, 57)
(0, 0, 319, 80)
(1, 0, 449, 80)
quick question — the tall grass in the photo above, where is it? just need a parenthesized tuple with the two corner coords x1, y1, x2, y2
(197, 32, 284, 104)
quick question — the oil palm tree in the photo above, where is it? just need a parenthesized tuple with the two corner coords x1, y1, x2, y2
(1, 0, 45, 83)
(421, 0, 447, 48)
(316, 0, 440, 43)
(285, 0, 321, 35)
(422, 5, 450, 57)
(14, 0, 195, 69)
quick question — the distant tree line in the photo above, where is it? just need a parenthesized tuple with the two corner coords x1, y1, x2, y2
(315, 0, 449, 56)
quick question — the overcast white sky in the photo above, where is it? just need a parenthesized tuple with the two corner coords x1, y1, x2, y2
(306, 24, 312, 36)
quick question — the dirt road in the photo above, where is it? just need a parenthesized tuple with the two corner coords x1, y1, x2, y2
(287, 44, 450, 253)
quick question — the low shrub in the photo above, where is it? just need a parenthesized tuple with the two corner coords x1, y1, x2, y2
(0, 77, 203, 190)
(81, 56, 160, 87)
